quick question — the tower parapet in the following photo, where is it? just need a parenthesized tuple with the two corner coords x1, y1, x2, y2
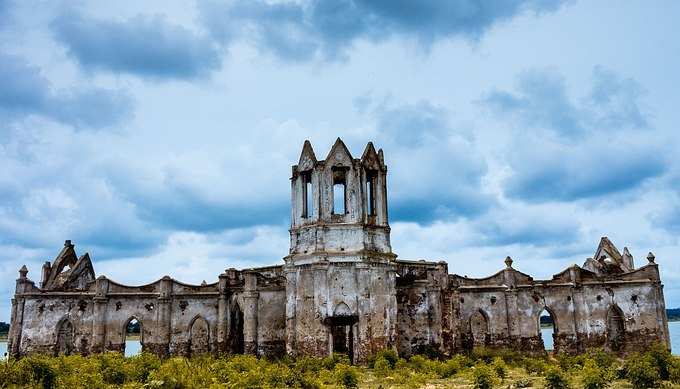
(287, 138, 394, 265)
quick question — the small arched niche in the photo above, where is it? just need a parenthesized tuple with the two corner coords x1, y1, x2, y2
(55, 318, 75, 356)
(606, 305, 625, 351)
(468, 309, 489, 348)
(189, 316, 210, 356)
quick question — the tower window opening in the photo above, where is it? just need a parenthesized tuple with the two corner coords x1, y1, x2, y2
(332, 167, 348, 215)
(301, 171, 313, 218)
(366, 171, 376, 216)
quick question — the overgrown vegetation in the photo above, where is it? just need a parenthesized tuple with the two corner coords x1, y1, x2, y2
(0, 343, 678, 388)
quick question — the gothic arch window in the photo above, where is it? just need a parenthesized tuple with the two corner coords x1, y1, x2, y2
(538, 307, 558, 352)
(332, 167, 348, 215)
(333, 302, 352, 317)
(123, 316, 143, 356)
(365, 170, 377, 217)
(607, 305, 625, 351)
(229, 302, 244, 354)
(301, 171, 313, 218)
(55, 318, 74, 355)
(189, 316, 210, 356)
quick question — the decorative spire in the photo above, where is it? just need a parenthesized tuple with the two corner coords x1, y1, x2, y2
(647, 252, 656, 263)
(505, 256, 513, 268)
(19, 265, 28, 279)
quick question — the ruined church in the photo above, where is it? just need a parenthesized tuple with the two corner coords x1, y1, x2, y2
(8, 139, 670, 363)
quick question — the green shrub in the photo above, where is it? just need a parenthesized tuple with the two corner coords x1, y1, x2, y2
(522, 357, 548, 374)
(645, 342, 673, 380)
(668, 358, 680, 384)
(625, 354, 661, 388)
(473, 364, 496, 389)
(437, 355, 467, 378)
(581, 361, 608, 389)
(544, 367, 569, 389)
(18, 355, 57, 389)
(375, 348, 399, 368)
(322, 353, 350, 370)
(334, 363, 359, 388)
(373, 356, 391, 376)
(492, 357, 507, 380)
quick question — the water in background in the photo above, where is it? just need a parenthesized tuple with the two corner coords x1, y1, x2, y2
(2, 321, 680, 357)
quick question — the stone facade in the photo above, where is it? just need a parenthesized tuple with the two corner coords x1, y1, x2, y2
(8, 139, 671, 362)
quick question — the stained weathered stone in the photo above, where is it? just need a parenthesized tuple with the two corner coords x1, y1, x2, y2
(7, 139, 671, 362)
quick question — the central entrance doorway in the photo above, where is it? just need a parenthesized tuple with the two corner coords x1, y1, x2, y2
(326, 315, 357, 361)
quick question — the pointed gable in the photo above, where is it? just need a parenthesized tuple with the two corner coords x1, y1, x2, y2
(325, 137, 353, 167)
(594, 237, 622, 262)
(298, 140, 317, 171)
(66, 253, 96, 289)
(361, 142, 381, 171)
(45, 241, 78, 288)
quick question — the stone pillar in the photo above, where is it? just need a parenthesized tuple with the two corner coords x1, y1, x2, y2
(153, 276, 173, 356)
(242, 272, 259, 355)
(284, 265, 298, 357)
(9, 266, 31, 356)
(92, 276, 109, 353)
(217, 274, 228, 354)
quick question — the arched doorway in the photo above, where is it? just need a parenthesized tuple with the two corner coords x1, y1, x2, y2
(189, 316, 210, 355)
(538, 308, 557, 352)
(124, 317, 143, 357)
(326, 302, 357, 362)
(607, 305, 625, 351)
(56, 319, 74, 355)
(469, 310, 489, 348)
(229, 303, 244, 354)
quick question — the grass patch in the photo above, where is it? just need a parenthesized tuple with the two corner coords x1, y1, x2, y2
(0, 344, 676, 388)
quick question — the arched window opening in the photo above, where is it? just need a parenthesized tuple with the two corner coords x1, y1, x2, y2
(229, 303, 245, 354)
(332, 167, 348, 215)
(607, 305, 625, 351)
(469, 310, 488, 348)
(124, 318, 142, 357)
(189, 316, 210, 356)
(301, 171, 313, 218)
(539, 309, 556, 352)
(366, 171, 376, 217)
(56, 319, 74, 356)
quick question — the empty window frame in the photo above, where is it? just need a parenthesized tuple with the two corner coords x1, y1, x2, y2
(332, 167, 348, 215)
(301, 171, 313, 218)
(366, 171, 377, 216)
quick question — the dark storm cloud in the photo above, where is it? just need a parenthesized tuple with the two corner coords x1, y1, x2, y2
(200, 0, 569, 61)
(51, 12, 221, 80)
(0, 53, 133, 129)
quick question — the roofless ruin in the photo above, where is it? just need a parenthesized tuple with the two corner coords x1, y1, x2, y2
(8, 139, 670, 363)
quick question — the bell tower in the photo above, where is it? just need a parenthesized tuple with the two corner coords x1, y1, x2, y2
(284, 138, 397, 363)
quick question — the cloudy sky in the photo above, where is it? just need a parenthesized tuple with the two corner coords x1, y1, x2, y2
(1, 0, 679, 321)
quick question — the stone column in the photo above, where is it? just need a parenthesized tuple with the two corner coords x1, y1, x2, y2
(92, 276, 109, 353)
(242, 272, 259, 355)
(217, 274, 228, 354)
(153, 276, 173, 356)
(284, 265, 298, 357)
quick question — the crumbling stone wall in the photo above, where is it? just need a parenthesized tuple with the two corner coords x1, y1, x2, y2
(8, 140, 670, 362)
